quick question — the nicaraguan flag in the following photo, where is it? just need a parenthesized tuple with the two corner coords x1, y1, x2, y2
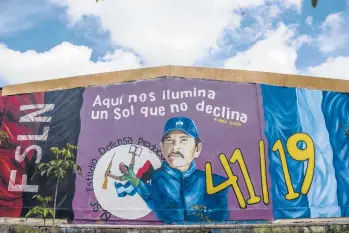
(113, 160, 155, 198)
(114, 182, 136, 197)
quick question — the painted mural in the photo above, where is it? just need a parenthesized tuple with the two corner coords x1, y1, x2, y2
(0, 76, 348, 225)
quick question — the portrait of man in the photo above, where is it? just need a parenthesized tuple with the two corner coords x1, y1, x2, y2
(108, 116, 229, 223)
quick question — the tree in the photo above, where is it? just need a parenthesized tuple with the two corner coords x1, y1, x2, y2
(25, 195, 54, 227)
(33, 143, 82, 233)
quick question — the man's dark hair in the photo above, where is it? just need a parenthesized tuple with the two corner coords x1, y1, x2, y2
(120, 163, 129, 174)
(194, 138, 201, 148)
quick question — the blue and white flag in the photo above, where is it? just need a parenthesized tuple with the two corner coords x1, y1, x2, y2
(114, 182, 136, 197)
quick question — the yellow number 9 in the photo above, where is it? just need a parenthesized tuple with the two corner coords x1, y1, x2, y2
(286, 133, 315, 195)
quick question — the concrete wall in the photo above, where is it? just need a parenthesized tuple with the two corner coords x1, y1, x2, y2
(0, 75, 348, 225)
(2, 218, 349, 233)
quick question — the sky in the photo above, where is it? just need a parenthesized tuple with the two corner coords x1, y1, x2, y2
(1, 0, 349, 87)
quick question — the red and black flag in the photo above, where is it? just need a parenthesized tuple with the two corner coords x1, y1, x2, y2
(136, 160, 155, 184)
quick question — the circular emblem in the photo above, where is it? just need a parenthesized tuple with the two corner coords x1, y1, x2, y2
(93, 144, 162, 219)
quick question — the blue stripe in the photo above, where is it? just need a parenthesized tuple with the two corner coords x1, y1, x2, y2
(297, 89, 340, 217)
(260, 84, 310, 219)
(114, 182, 137, 197)
(322, 91, 349, 217)
(114, 181, 133, 189)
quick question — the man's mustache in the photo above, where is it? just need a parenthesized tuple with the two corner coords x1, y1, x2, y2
(168, 152, 184, 158)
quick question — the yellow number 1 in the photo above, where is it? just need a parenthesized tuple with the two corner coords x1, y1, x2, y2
(259, 140, 269, 205)
(230, 149, 261, 205)
(272, 139, 300, 200)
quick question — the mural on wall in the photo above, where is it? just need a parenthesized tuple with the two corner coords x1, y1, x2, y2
(74, 78, 270, 224)
(0, 90, 82, 220)
(0, 76, 348, 224)
(92, 116, 230, 224)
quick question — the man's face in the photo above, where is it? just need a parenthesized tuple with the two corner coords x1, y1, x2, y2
(119, 162, 128, 174)
(161, 131, 202, 171)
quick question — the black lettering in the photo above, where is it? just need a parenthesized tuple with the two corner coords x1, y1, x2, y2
(122, 137, 129, 145)
(98, 147, 106, 155)
(90, 201, 98, 207)
(156, 149, 165, 160)
(88, 165, 95, 172)
(149, 143, 156, 151)
(92, 203, 102, 212)
(117, 138, 123, 146)
(126, 137, 133, 144)
(137, 137, 144, 145)
(101, 210, 111, 220)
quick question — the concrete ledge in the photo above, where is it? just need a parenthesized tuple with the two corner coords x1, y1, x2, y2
(0, 218, 67, 225)
(1, 218, 349, 233)
(3, 65, 349, 96)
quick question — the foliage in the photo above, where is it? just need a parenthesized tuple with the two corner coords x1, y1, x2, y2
(16, 226, 40, 233)
(32, 143, 82, 233)
(190, 205, 212, 223)
(25, 195, 54, 220)
(35, 143, 82, 180)
(328, 225, 349, 233)
(0, 130, 9, 148)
